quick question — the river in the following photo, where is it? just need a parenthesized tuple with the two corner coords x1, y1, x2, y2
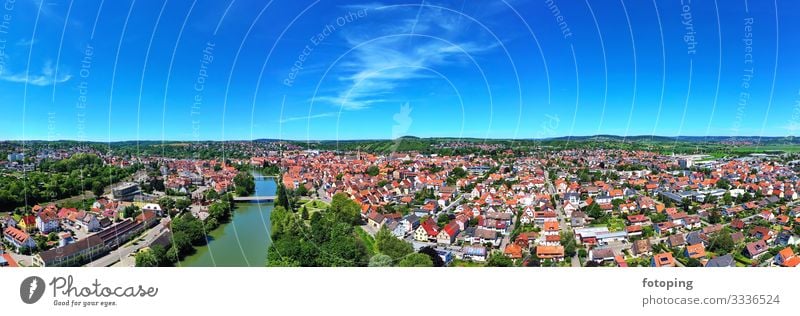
(179, 173, 276, 267)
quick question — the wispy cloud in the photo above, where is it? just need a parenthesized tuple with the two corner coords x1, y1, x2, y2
(16, 38, 37, 46)
(279, 112, 337, 123)
(0, 61, 72, 86)
(314, 4, 496, 111)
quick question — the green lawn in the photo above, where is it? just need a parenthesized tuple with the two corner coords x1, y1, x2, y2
(607, 218, 625, 232)
(300, 199, 328, 224)
(356, 227, 377, 256)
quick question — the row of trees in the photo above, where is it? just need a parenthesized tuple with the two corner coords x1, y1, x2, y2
(0, 153, 139, 209)
(136, 194, 235, 266)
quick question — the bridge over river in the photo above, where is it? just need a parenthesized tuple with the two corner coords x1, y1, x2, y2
(233, 195, 276, 202)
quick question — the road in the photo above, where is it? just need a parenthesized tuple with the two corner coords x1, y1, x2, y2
(544, 169, 579, 266)
(84, 220, 167, 267)
(439, 193, 465, 214)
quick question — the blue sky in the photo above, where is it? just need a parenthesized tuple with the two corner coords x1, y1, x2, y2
(0, 0, 798, 141)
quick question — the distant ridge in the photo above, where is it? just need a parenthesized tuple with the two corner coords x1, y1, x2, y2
(2, 135, 799, 143)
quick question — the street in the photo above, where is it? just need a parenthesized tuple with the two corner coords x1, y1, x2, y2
(85, 220, 168, 267)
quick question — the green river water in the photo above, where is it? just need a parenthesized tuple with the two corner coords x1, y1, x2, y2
(180, 173, 275, 267)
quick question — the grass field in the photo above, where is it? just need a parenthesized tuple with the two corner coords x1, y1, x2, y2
(608, 218, 625, 232)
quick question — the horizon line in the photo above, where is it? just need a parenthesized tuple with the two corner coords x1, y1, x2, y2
(0, 134, 794, 143)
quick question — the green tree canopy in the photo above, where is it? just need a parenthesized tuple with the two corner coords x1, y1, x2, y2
(368, 254, 394, 267)
(398, 253, 433, 267)
(375, 227, 413, 261)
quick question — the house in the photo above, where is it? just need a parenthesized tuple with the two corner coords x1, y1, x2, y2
(504, 243, 523, 259)
(774, 247, 800, 267)
(400, 214, 420, 234)
(436, 222, 460, 245)
(36, 209, 60, 233)
(463, 246, 487, 262)
(366, 212, 386, 229)
(564, 192, 581, 204)
(744, 240, 769, 259)
(135, 210, 158, 228)
(80, 214, 101, 233)
(2, 216, 17, 229)
(652, 252, 676, 267)
(705, 254, 735, 267)
(668, 234, 686, 248)
(632, 239, 652, 257)
(18, 215, 36, 232)
(141, 203, 164, 217)
(414, 218, 439, 242)
(515, 231, 538, 248)
(654, 221, 676, 235)
(536, 245, 565, 261)
(34, 234, 104, 267)
(595, 194, 612, 204)
(685, 243, 706, 259)
(543, 221, 559, 236)
(570, 211, 587, 227)
(626, 225, 643, 236)
(3, 227, 36, 249)
(472, 228, 499, 246)
(775, 230, 799, 247)
(750, 226, 774, 243)
(627, 214, 648, 226)
(589, 248, 616, 263)
(436, 249, 454, 266)
(759, 210, 775, 221)
(685, 231, 705, 246)
(615, 255, 628, 267)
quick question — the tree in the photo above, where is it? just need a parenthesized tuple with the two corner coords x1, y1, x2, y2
(368, 254, 394, 267)
(91, 181, 104, 197)
(366, 165, 380, 176)
(375, 227, 413, 260)
(175, 198, 191, 211)
(560, 231, 577, 258)
(135, 249, 159, 267)
(295, 184, 309, 197)
(707, 230, 734, 253)
(300, 206, 309, 220)
(398, 253, 433, 267)
(234, 172, 256, 196)
(122, 205, 139, 218)
(418, 246, 445, 267)
(585, 203, 604, 220)
(329, 193, 361, 225)
(722, 192, 732, 205)
(686, 257, 703, 267)
(486, 252, 513, 267)
(707, 209, 722, 224)
(205, 189, 219, 200)
(437, 213, 451, 228)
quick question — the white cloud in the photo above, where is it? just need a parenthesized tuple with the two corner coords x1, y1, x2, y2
(314, 4, 497, 111)
(279, 112, 338, 123)
(0, 61, 71, 86)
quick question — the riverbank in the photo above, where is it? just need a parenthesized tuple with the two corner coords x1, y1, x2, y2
(179, 174, 276, 267)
